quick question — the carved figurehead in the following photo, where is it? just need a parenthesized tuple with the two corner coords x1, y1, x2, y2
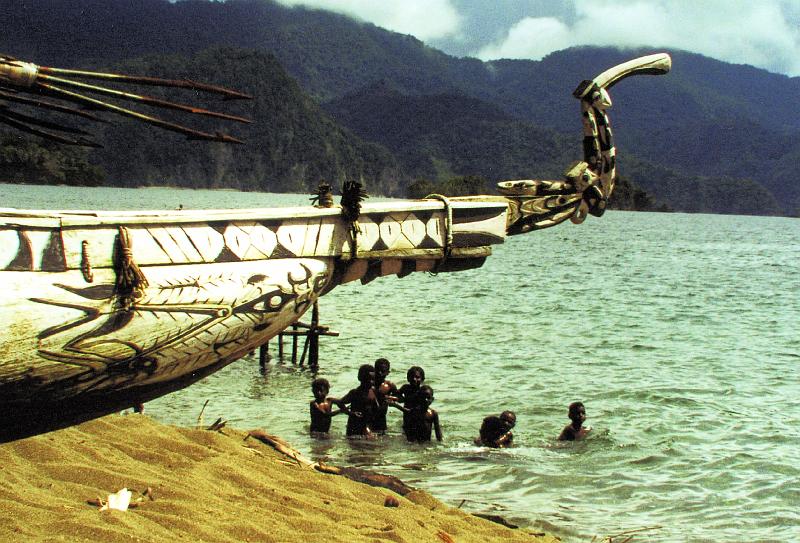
(495, 53, 672, 235)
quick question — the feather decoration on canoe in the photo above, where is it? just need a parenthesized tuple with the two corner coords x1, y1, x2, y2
(340, 179, 369, 257)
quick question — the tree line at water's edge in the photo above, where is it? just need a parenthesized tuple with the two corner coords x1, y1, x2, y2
(1, 0, 797, 216)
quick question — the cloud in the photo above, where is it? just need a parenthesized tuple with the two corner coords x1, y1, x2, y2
(275, 0, 462, 41)
(477, 0, 800, 76)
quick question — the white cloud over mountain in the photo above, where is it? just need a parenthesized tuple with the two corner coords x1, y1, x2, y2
(275, 0, 800, 76)
(277, 0, 461, 40)
(477, 1, 800, 76)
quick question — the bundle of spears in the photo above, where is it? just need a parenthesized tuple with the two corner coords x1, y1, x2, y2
(0, 54, 251, 147)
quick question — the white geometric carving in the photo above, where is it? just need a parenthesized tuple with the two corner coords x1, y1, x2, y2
(0, 230, 21, 269)
(277, 221, 309, 256)
(149, 227, 202, 263)
(426, 216, 443, 246)
(238, 223, 277, 259)
(184, 226, 225, 262)
(379, 215, 402, 249)
(400, 213, 426, 246)
(355, 217, 380, 251)
(26, 231, 54, 271)
(223, 224, 252, 260)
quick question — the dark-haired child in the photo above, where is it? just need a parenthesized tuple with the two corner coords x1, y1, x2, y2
(309, 378, 342, 434)
(558, 401, 591, 441)
(396, 366, 425, 435)
(393, 384, 442, 442)
(372, 358, 398, 434)
(476, 410, 516, 448)
(330, 364, 380, 437)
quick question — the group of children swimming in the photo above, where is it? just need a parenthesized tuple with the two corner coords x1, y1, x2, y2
(309, 359, 442, 442)
(310, 358, 590, 445)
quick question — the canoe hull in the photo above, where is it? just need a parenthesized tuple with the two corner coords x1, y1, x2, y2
(0, 258, 331, 440)
(0, 200, 506, 441)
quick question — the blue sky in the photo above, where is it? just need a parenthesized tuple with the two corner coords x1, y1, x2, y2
(274, 0, 800, 77)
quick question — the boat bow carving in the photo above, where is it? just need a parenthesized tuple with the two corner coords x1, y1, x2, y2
(492, 53, 671, 235)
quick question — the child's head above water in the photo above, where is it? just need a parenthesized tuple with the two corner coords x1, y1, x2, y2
(568, 401, 586, 425)
(357, 364, 375, 386)
(311, 377, 330, 400)
(499, 410, 516, 429)
(374, 358, 390, 379)
(419, 384, 434, 405)
(406, 366, 425, 386)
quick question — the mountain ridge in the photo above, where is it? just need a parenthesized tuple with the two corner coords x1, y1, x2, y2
(0, 0, 795, 215)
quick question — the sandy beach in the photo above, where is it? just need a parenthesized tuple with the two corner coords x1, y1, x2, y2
(0, 414, 557, 542)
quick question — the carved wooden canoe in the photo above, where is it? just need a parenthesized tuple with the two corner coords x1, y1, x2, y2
(0, 53, 671, 442)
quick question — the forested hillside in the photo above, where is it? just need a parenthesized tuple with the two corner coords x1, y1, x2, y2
(1, 48, 402, 195)
(1, 0, 797, 215)
(0, 136, 104, 187)
(323, 83, 575, 183)
(92, 49, 402, 194)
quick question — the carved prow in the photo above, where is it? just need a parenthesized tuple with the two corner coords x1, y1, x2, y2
(496, 53, 672, 235)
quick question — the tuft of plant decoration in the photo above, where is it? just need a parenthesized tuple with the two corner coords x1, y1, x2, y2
(340, 179, 368, 223)
(310, 181, 334, 208)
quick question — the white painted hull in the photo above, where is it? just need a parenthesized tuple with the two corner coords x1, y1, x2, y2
(0, 199, 507, 440)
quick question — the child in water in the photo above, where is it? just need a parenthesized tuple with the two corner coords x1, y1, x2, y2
(396, 365, 425, 435)
(329, 364, 380, 437)
(309, 378, 342, 434)
(392, 384, 442, 442)
(476, 410, 516, 448)
(558, 401, 591, 441)
(372, 358, 398, 434)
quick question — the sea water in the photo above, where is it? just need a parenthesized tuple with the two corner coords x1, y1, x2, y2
(4, 183, 798, 542)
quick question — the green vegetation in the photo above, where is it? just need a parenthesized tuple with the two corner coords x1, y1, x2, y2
(406, 175, 490, 199)
(621, 156, 783, 216)
(2, 0, 797, 214)
(0, 135, 105, 186)
(90, 48, 402, 195)
(609, 176, 671, 212)
(323, 84, 575, 185)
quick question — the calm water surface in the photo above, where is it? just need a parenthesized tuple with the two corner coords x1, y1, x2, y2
(5, 183, 799, 542)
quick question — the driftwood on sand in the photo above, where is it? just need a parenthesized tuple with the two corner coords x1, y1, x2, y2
(244, 429, 415, 496)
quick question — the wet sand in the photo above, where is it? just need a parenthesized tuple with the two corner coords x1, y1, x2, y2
(0, 414, 557, 542)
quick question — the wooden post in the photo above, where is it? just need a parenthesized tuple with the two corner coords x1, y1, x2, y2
(261, 302, 337, 371)
(308, 301, 320, 370)
(299, 336, 309, 366)
(291, 324, 299, 365)
(259, 342, 269, 370)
